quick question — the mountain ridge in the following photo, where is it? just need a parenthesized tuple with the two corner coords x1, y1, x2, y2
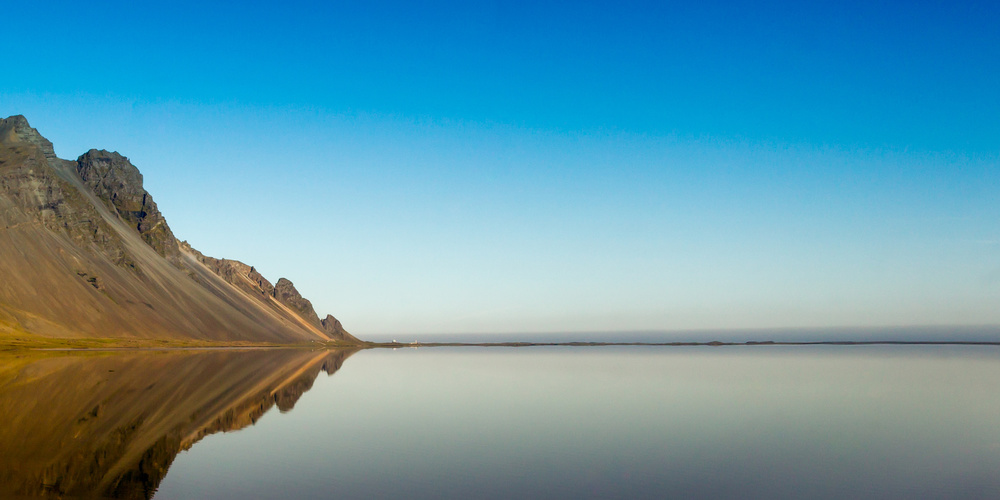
(0, 115, 359, 344)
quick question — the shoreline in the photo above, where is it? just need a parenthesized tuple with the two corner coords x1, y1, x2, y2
(366, 340, 1000, 348)
(5, 339, 1000, 352)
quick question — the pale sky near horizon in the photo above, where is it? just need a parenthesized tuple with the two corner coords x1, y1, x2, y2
(3, 1, 999, 336)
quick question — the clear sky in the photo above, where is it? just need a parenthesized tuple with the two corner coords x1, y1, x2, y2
(3, 0, 998, 337)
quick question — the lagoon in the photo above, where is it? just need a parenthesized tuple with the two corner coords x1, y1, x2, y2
(2, 345, 999, 498)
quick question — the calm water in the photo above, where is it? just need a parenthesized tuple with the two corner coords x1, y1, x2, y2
(2, 345, 1000, 498)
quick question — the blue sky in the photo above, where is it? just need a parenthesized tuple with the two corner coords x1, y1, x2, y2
(3, 0, 998, 336)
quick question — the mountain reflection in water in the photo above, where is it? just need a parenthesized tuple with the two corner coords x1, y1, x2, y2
(0, 348, 357, 499)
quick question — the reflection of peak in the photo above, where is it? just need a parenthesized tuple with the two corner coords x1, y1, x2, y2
(0, 348, 359, 499)
(274, 349, 356, 413)
(322, 348, 352, 375)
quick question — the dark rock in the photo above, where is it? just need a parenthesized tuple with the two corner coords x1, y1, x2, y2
(321, 314, 343, 334)
(179, 240, 358, 343)
(321, 314, 359, 343)
(76, 271, 104, 291)
(180, 241, 275, 298)
(0, 115, 57, 162)
(0, 118, 137, 270)
(76, 150, 180, 262)
(272, 278, 322, 326)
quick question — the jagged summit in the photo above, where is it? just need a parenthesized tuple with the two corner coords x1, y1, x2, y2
(179, 241, 361, 343)
(0, 115, 358, 343)
(0, 115, 57, 162)
(76, 149, 181, 261)
(321, 314, 352, 341)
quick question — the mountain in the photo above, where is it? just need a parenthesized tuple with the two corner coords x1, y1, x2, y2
(0, 115, 359, 344)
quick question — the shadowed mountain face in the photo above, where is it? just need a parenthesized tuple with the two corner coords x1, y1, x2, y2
(0, 115, 358, 343)
(76, 149, 181, 263)
(0, 348, 358, 499)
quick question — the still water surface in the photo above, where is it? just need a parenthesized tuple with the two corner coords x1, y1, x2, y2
(2, 346, 999, 498)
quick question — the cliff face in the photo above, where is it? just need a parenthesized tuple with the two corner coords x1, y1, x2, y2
(322, 314, 355, 343)
(0, 114, 57, 162)
(0, 115, 357, 343)
(273, 278, 322, 325)
(271, 278, 360, 343)
(76, 149, 180, 263)
(0, 117, 136, 270)
(178, 241, 276, 298)
(179, 242, 360, 343)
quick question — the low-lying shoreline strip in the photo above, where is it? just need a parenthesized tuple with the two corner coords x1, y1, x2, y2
(4, 335, 1000, 351)
(366, 340, 1000, 348)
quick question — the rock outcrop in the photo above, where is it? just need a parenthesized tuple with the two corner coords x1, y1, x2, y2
(321, 314, 356, 343)
(76, 150, 180, 263)
(179, 241, 275, 298)
(271, 278, 361, 343)
(0, 115, 357, 343)
(0, 118, 137, 271)
(176, 240, 358, 341)
(0, 114, 57, 162)
(273, 278, 321, 324)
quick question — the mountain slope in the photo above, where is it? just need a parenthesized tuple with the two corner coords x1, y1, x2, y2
(0, 115, 359, 343)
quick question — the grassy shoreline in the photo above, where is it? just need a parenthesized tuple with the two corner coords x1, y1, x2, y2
(365, 340, 1000, 348)
(4, 331, 1000, 352)
(0, 330, 369, 351)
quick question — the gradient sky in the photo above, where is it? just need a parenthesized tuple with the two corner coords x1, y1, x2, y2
(3, 0, 998, 336)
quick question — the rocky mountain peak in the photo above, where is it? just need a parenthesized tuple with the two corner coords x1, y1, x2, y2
(76, 149, 180, 261)
(0, 115, 57, 162)
(272, 278, 322, 326)
(320, 314, 358, 343)
(76, 150, 145, 200)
